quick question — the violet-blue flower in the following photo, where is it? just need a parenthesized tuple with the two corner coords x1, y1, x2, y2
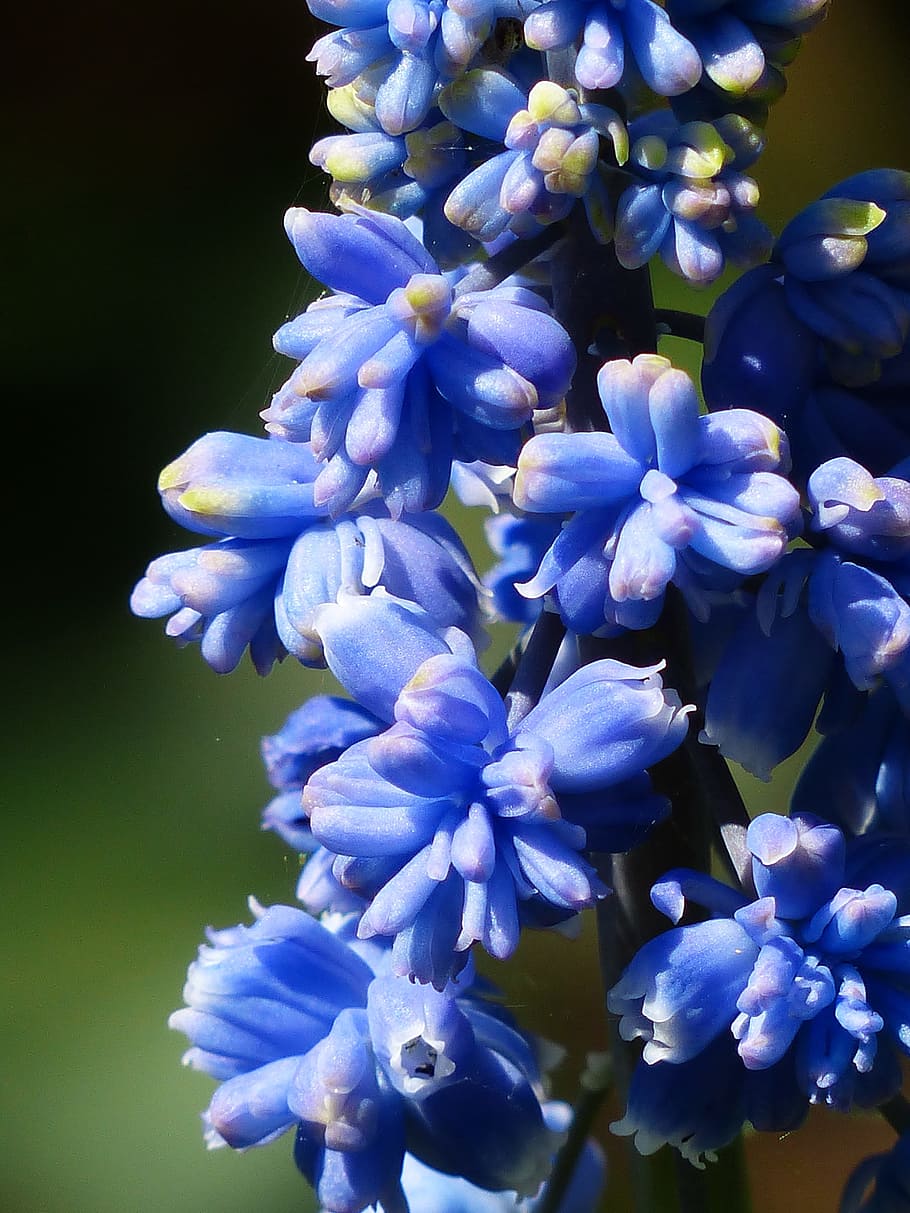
(522, 0, 702, 96)
(615, 112, 771, 283)
(170, 901, 558, 1212)
(263, 207, 575, 516)
(439, 72, 626, 243)
(303, 591, 690, 986)
(514, 354, 801, 634)
(305, 0, 526, 136)
(609, 814, 910, 1121)
(666, 0, 829, 103)
(703, 460, 910, 779)
(129, 430, 483, 672)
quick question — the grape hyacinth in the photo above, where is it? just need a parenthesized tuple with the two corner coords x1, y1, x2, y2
(133, 2, 910, 1210)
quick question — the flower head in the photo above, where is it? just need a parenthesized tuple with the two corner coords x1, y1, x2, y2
(263, 208, 575, 516)
(515, 354, 800, 633)
(303, 592, 689, 986)
(171, 902, 558, 1212)
(130, 430, 483, 672)
(609, 813, 910, 1136)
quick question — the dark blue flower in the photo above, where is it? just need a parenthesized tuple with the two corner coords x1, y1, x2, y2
(793, 686, 910, 839)
(303, 592, 689, 986)
(263, 208, 575, 516)
(703, 459, 910, 778)
(841, 1132, 910, 1213)
(608, 813, 910, 1154)
(666, 0, 829, 116)
(704, 172, 910, 469)
(171, 902, 558, 1212)
(129, 430, 483, 672)
(514, 354, 800, 633)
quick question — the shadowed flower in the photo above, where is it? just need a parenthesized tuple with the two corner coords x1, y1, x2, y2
(608, 812, 910, 1165)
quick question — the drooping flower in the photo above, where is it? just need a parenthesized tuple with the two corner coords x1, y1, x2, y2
(372, 1102, 605, 1212)
(515, 354, 801, 634)
(703, 458, 910, 778)
(305, 0, 528, 137)
(439, 72, 626, 243)
(522, 0, 702, 97)
(615, 112, 771, 283)
(608, 813, 910, 1161)
(262, 207, 575, 516)
(841, 1132, 910, 1213)
(666, 0, 830, 120)
(129, 430, 483, 672)
(303, 591, 690, 986)
(703, 172, 910, 471)
(171, 901, 558, 1213)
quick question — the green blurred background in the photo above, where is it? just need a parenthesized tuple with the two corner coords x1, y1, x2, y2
(5, 3, 910, 1210)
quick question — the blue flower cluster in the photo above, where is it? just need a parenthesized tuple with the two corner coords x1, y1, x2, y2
(132, 0, 910, 1207)
(609, 813, 910, 1160)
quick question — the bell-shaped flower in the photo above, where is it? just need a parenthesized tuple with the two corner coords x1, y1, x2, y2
(370, 1102, 605, 1212)
(793, 685, 910, 838)
(263, 207, 575, 516)
(130, 430, 483, 673)
(514, 354, 801, 634)
(304, 0, 528, 137)
(703, 464, 910, 780)
(439, 72, 626, 243)
(608, 813, 910, 1140)
(615, 112, 772, 283)
(303, 592, 690, 986)
(171, 902, 558, 1213)
(259, 696, 384, 914)
(704, 170, 910, 432)
(523, 0, 702, 96)
(666, 0, 829, 106)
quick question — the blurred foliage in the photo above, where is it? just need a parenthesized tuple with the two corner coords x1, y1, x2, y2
(5, 2, 910, 1210)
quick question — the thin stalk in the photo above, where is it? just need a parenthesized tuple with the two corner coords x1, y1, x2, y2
(453, 224, 566, 296)
(536, 1055, 612, 1213)
(655, 308, 707, 344)
(504, 608, 566, 729)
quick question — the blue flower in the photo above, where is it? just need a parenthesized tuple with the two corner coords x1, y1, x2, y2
(793, 686, 910, 839)
(611, 1030, 807, 1167)
(666, 0, 830, 112)
(523, 0, 702, 96)
(305, 0, 527, 136)
(514, 354, 801, 634)
(260, 697, 384, 915)
(439, 72, 626, 243)
(841, 1132, 910, 1213)
(616, 112, 772, 283)
(609, 814, 910, 1129)
(263, 207, 575, 516)
(703, 458, 910, 778)
(171, 902, 558, 1212)
(129, 430, 483, 672)
(703, 172, 910, 447)
(303, 592, 690, 986)
(484, 511, 564, 625)
(365, 1102, 605, 1212)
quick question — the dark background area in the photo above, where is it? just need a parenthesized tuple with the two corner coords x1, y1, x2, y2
(4, 3, 910, 1210)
